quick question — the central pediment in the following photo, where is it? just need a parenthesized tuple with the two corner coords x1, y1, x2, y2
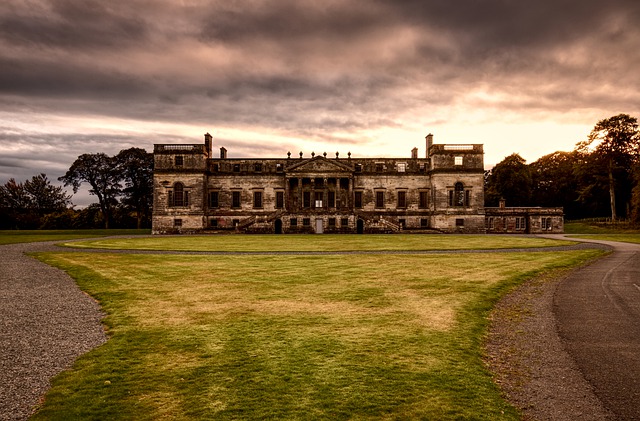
(286, 156, 354, 174)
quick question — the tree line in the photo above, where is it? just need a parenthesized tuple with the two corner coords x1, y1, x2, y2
(0, 148, 153, 230)
(485, 114, 640, 223)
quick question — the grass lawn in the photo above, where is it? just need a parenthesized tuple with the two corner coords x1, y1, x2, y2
(62, 234, 575, 252)
(31, 242, 603, 419)
(567, 234, 640, 244)
(0, 229, 150, 245)
(564, 221, 640, 234)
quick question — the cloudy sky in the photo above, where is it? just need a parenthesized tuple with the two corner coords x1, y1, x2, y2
(1, 0, 639, 206)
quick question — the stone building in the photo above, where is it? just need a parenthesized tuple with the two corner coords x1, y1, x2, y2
(152, 132, 563, 234)
(485, 199, 564, 234)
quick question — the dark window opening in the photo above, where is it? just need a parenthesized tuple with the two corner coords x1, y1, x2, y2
(232, 219, 240, 227)
(328, 218, 336, 227)
(355, 191, 363, 208)
(398, 219, 406, 228)
(397, 191, 407, 208)
(303, 191, 311, 208)
(276, 163, 283, 172)
(254, 163, 262, 172)
(232, 191, 241, 208)
(212, 163, 219, 172)
(290, 218, 298, 226)
(209, 191, 219, 208)
(253, 191, 263, 209)
(341, 218, 349, 227)
(421, 218, 429, 227)
(375, 163, 384, 172)
(328, 191, 336, 208)
(456, 218, 464, 227)
(303, 218, 310, 226)
(355, 164, 362, 172)
(210, 219, 218, 227)
(276, 191, 284, 209)
(175, 156, 183, 166)
(419, 191, 429, 209)
(170, 182, 188, 207)
(233, 163, 240, 172)
(174, 218, 182, 227)
(375, 191, 384, 208)
(454, 182, 465, 207)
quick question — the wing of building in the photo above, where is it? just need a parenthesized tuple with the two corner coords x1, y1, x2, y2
(152, 133, 563, 234)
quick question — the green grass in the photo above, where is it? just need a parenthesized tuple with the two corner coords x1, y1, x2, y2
(564, 221, 640, 234)
(567, 234, 640, 244)
(62, 234, 575, 252)
(31, 246, 604, 420)
(0, 229, 150, 245)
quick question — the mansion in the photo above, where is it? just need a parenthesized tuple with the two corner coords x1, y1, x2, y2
(152, 133, 564, 234)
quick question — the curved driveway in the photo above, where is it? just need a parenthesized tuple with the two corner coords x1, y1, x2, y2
(544, 235, 640, 420)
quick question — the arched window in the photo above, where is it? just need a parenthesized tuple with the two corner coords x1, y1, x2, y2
(454, 182, 465, 206)
(169, 182, 188, 207)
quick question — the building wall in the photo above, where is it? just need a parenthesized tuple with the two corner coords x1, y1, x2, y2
(152, 134, 562, 234)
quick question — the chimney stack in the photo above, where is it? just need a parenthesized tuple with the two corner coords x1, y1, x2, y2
(220, 147, 227, 159)
(411, 147, 418, 159)
(204, 132, 213, 157)
(425, 133, 433, 158)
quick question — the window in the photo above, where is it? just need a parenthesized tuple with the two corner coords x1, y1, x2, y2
(398, 219, 406, 228)
(303, 191, 311, 208)
(454, 156, 463, 166)
(456, 218, 465, 227)
(488, 217, 494, 229)
(169, 182, 188, 207)
(276, 191, 284, 209)
(276, 163, 283, 172)
(355, 164, 362, 172)
(212, 163, 219, 172)
(375, 163, 384, 172)
(254, 163, 262, 172)
(174, 218, 182, 227)
(175, 156, 183, 166)
(375, 191, 384, 208)
(209, 191, 219, 208)
(328, 218, 336, 227)
(516, 217, 526, 231)
(232, 191, 241, 208)
(290, 218, 297, 226)
(449, 182, 465, 207)
(233, 163, 240, 172)
(303, 218, 310, 226)
(253, 191, 263, 208)
(232, 219, 240, 227)
(210, 219, 218, 228)
(328, 191, 335, 208)
(544, 217, 552, 230)
(419, 191, 429, 209)
(397, 163, 406, 172)
(341, 218, 349, 227)
(397, 191, 407, 208)
(354, 191, 363, 208)
(314, 191, 323, 208)
(421, 218, 429, 228)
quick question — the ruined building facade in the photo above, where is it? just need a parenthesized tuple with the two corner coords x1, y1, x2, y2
(152, 133, 563, 234)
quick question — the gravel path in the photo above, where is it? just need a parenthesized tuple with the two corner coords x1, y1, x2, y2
(0, 237, 612, 420)
(0, 242, 107, 421)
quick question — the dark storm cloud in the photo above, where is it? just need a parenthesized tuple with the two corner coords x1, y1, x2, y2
(1, 0, 640, 187)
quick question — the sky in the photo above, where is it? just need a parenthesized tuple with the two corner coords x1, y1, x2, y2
(1, 0, 639, 206)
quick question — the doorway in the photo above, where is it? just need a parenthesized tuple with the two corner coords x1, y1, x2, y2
(315, 218, 323, 234)
(274, 218, 282, 234)
(357, 219, 364, 234)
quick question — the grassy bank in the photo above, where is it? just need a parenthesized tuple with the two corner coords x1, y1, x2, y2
(0, 229, 150, 245)
(32, 243, 602, 419)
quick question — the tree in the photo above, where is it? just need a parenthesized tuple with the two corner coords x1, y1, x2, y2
(576, 114, 640, 221)
(116, 148, 154, 229)
(0, 174, 72, 229)
(59, 153, 121, 229)
(23, 173, 72, 214)
(484, 153, 532, 207)
(530, 151, 584, 218)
